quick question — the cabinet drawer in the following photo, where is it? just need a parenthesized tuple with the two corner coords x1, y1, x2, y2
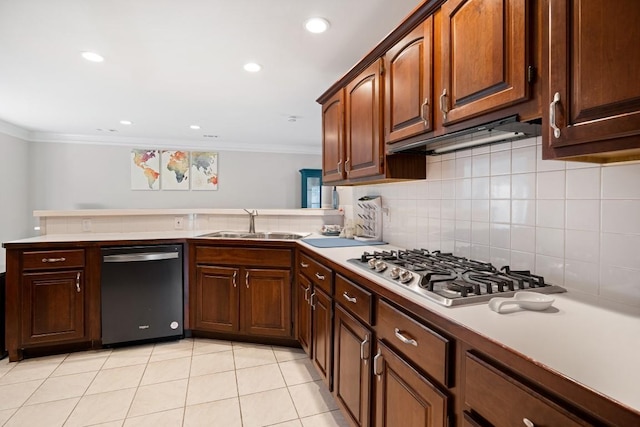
(465, 353, 588, 426)
(22, 249, 85, 271)
(196, 246, 291, 268)
(335, 274, 372, 325)
(376, 299, 450, 386)
(298, 252, 332, 294)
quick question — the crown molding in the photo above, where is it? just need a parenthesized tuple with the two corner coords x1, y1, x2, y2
(0, 118, 31, 141)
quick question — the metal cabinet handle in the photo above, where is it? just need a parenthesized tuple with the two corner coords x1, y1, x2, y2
(42, 257, 66, 263)
(337, 160, 342, 175)
(245, 271, 249, 288)
(421, 97, 429, 127)
(394, 328, 418, 347)
(360, 334, 369, 363)
(522, 418, 535, 427)
(550, 92, 561, 138)
(303, 286, 310, 302)
(310, 291, 316, 310)
(373, 348, 383, 378)
(342, 292, 357, 304)
(315, 272, 325, 281)
(300, 262, 309, 268)
(439, 89, 448, 120)
(75, 272, 81, 293)
(345, 158, 350, 176)
(232, 271, 237, 288)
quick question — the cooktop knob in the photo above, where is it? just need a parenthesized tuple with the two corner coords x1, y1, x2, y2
(374, 260, 388, 272)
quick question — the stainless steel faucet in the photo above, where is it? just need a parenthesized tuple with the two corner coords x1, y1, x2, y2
(244, 209, 258, 233)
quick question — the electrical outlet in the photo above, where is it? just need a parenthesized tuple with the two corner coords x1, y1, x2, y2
(81, 219, 92, 232)
(174, 216, 184, 230)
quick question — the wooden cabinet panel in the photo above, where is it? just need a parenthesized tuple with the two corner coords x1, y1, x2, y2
(440, 0, 529, 125)
(385, 18, 433, 144)
(311, 287, 332, 388)
(465, 352, 589, 426)
(335, 274, 372, 326)
(296, 274, 312, 355)
(322, 90, 346, 183)
(243, 268, 291, 337)
(21, 270, 85, 344)
(299, 252, 333, 294)
(334, 304, 371, 427)
(195, 246, 291, 268)
(22, 249, 85, 271)
(194, 266, 239, 333)
(374, 341, 448, 427)
(376, 299, 450, 386)
(543, 0, 640, 161)
(346, 59, 384, 180)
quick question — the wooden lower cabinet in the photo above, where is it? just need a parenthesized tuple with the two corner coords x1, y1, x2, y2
(21, 270, 86, 345)
(311, 286, 332, 388)
(373, 341, 448, 427)
(244, 268, 291, 337)
(296, 274, 312, 355)
(194, 265, 239, 333)
(333, 304, 371, 427)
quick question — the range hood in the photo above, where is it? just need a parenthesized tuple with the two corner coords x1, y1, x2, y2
(388, 115, 541, 155)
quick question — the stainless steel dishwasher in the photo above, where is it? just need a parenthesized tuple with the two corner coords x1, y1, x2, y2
(101, 244, 184, 346)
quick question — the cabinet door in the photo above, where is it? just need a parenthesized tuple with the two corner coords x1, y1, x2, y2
(311, 287, 332, 388)
(243, 268, 292, 337)
(374, 341, 448, 427)
(346, 59, 384, 179)
(322, 90, 346, 183)
(544, 0, 640, 160)
(194, 266, 239, 333)
(297, 274, 312, 356)
(334, 304, 371, 427)
(21, 270, 85, 344)
(385, 18, 433, 144)
(440, 0, 528, 125)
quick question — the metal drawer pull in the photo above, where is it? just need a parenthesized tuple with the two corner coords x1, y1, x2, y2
(342, 292, 357, 304)
(550, 92, 561, 138)
(394, 328, 418, 347)
(315, 272, 325, 281)
(245, 271, 249, 288)
(310, 291, 316, 310)
(439, 89, 448, 120)
(522, 418, 535, 427)
(360, 334, 369, 363)
(42, 257, 66, 263)
(232, 271, 237, 288)
(75, 272, 81, 293)
(421, 97, 429, 127)
(303, 286, 310, 302)
(300, 262, 309, 268)
(373, 348, 383, 378)
(337, 160, 342, 175)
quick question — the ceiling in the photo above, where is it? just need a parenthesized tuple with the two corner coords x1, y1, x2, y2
(0, 0, 421, 154)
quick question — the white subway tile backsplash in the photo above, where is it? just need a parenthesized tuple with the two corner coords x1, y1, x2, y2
(564, 260, 599, 294)
(601, 233, 640, 270)
(601, 200, 640, 234)
(536, 144, 566, 172)
(455, 199, 471, 221)
(427, 199, 441, 219)
(510, 250, 535, 271)
(566, 167, 601, 199)
(565, 200, 599, 231)
(456, 179, 472, 199)
(490, 141, 512, 152)
(441, 159, 456, 180)
(511, 136, 537, 149)
(511, 173, 536, 199)
(490, 175, 511, 199)
(456, 156, 473, 178)
(536, 200, 565, 229)
(441, 200, 456, 220)
(602, 163, 640, 199)
(490, 150, 511, 175)
(565, 230, 599, 263)
(511, 146, 537, 173)
(472, 154, 490, 177)
(471, 244, 491, 262)
(441, 180, 456, 199)
(599, 265, 640, 307)
(471, 177, 490, 199)
(512, 200, 536, 226)
(537, 171, 566, 199)
(455, 220, 471, 242)
(471, 200, 490, 222)
(510, 225, 535, 253)
(457, 148, 473, 158)
(471, 221, 491, 245)
(535, 255, 565, 286)
(454, 240, 472, 258)
(536, 227, 564, 258)
(490, 223, 511, 249)
(490, 200, 511, 223)
(428, 181, 442, 200)
(426, 161, 442, 181)
(490, 247, 511, 268)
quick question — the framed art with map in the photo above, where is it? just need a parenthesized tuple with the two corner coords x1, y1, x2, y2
(130, 149, 160, 190)
(190, 151, 219, 190)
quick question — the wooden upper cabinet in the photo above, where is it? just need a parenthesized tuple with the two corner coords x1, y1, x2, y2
(345, 59, 384, 180)
(322, 90, 345, 183)
(440, 0, 529, 125)
(543, 0, 640, 162)
(385, 18, 434, 144)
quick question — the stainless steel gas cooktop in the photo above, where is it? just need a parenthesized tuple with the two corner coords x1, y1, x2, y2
(348, 249, 565, 307)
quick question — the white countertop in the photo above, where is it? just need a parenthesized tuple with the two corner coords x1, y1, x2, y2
(2, 232, 639, 413)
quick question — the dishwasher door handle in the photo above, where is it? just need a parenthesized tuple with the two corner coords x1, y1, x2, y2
(103, 252, 180, 263)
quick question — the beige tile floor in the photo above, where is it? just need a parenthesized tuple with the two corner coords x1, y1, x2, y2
(0, 338, 349, 427)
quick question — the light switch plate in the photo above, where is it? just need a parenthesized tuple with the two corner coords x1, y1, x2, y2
(81, 219, 92, 232)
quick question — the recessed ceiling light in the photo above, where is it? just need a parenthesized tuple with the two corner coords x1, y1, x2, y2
(243, 62, 262, 72)
(120, 120, 132, 125)
(81, 51, 104, 62)
(190, 125, 201, 130)
(304, 17, 330, 34)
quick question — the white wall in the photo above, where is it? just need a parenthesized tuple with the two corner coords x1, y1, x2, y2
(0, 133, 31, 264)
(28, 142, 321, 211)
(349, 136, 640, 309)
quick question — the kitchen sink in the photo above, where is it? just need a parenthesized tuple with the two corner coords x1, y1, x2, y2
(198, 231, 309, 240)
